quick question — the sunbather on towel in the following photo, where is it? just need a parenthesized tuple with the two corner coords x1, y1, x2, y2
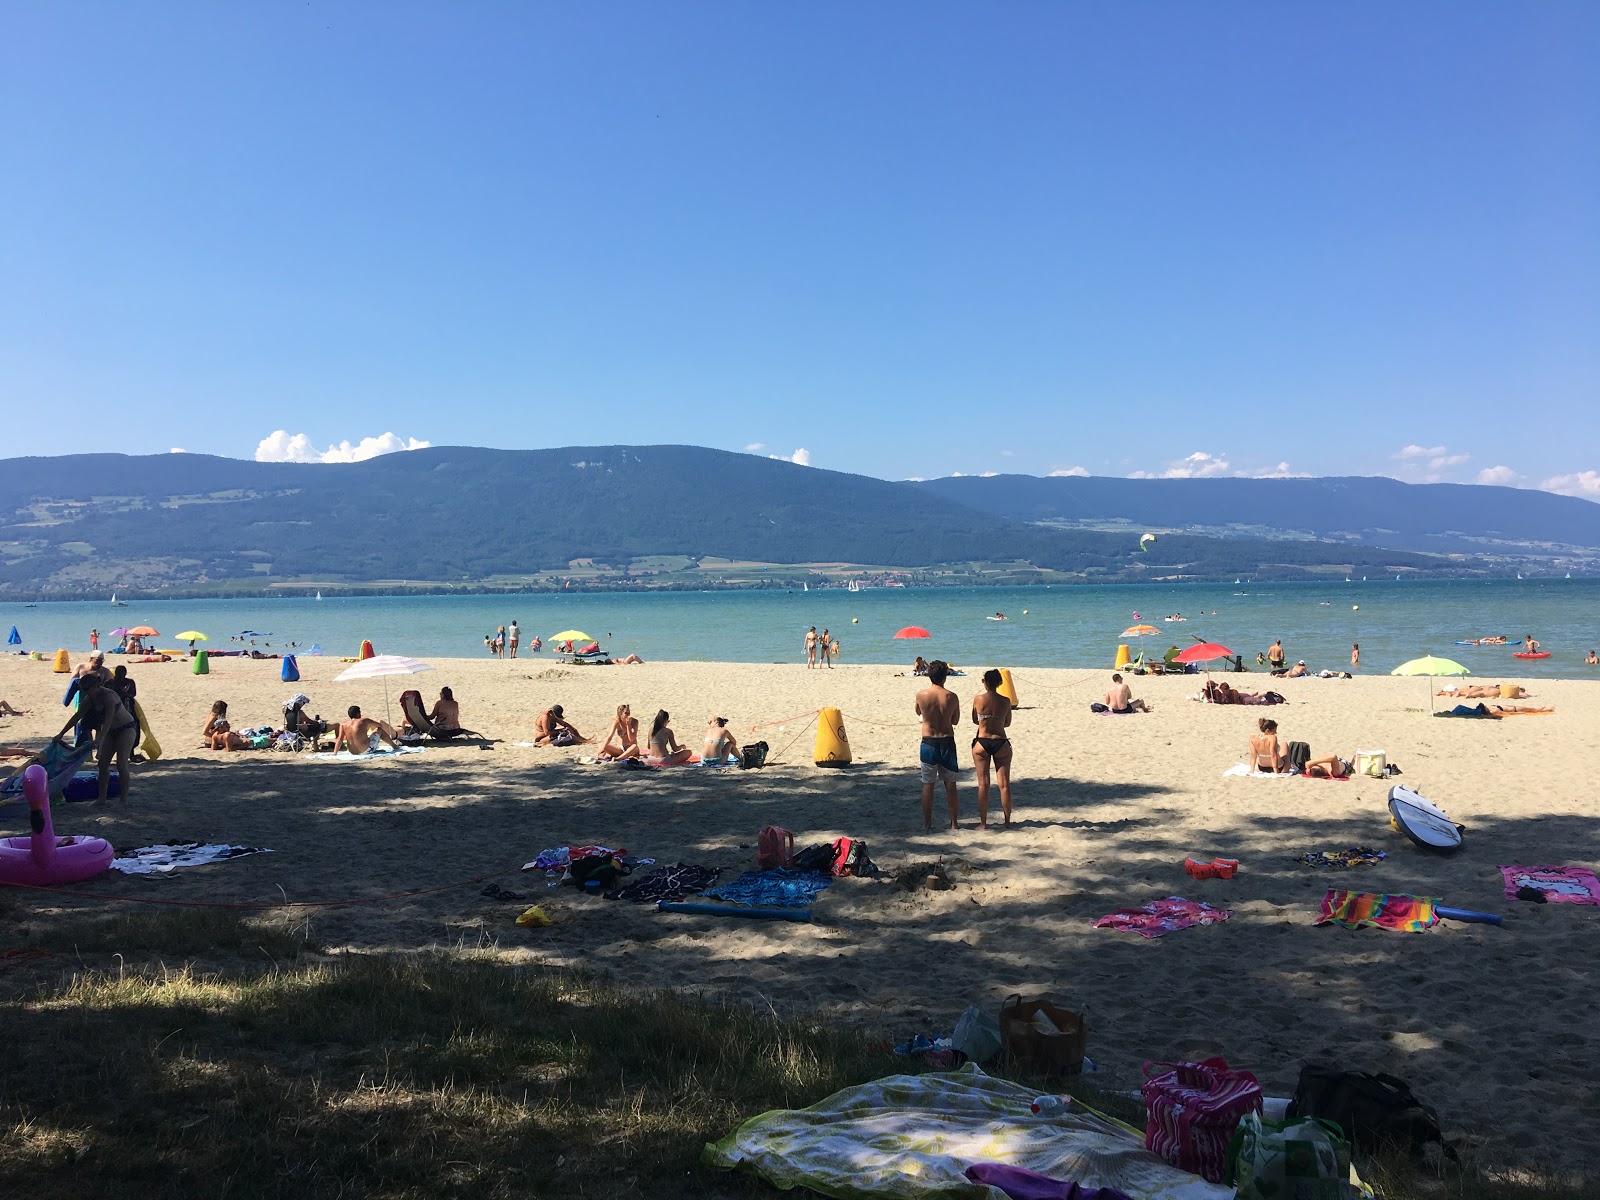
(203, 700, 250, 751)
(335, 705, 401, 754)
(703, 715, 741, 762)
(534, 705, 590, 747)
(1105, 672, 1152, 713)
(1249, 718, 1286, 773)
(647, 709, 693, 765)
(599, 704, 642, 760)
(1304, 752, 1352, 778)
(1447, 684, 1527, 699)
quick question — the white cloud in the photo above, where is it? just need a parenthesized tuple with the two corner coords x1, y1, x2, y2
(255, 430, 431, 464)
(1391, 443, 1470, 482)
(1477, 465, 1523, 486)
(1541, 470, 1600, 500)
(1237, 461, 1311, 479)
(744, 442, 766, 452)
(1000, 450, 1016, 457)
(1396, 444, 1446, 460)
(170, 447, 187, 454)
(1129, 451, 1232, 480)
(1048, 465, 1089, 477)
(979, 470, 999, 478)
(768, 448, 811, 466)
(904, 476, 927, 482)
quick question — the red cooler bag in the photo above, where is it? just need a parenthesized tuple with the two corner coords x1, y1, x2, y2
(1142, 1057, 1262, 1182)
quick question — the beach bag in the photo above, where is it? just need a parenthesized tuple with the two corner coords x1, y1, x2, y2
(1225, 1111, 1352, 1200)
(567, 854, 623, 888)
(952, 1005, 1003, 1065)
(792, 843, 835, 874)
(831, 837, 875, 877)
(1288, 1065, 1453, 1160)
(741, 740, 769, 769)
(999, 994, 1088, 1076)
(1142, 1057, 1263, 1182)
(1286, 741, 1311, 771)
(757, 825, 794, 870)
(1089, 702, 1109, 713)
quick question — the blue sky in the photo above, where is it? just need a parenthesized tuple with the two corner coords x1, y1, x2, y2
(4, 4, 1597, 497)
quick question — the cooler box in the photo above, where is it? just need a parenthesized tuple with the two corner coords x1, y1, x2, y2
(1355, 750, 1386, 778)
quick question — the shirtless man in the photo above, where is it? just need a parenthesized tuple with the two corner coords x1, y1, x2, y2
(1105, 672, 1151, 713)
(1524, 634, 1542, 654)
(335, 705, 400, 754)
(804, 626, 818, 668)
(1267, 640, 1286, 671)
(819, 628, 832, 669)
(533, 704, 590, 746)
(915, 660, 961, 831)
(971, 668, 1013, 828)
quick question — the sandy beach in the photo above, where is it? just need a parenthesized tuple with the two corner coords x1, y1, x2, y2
(1, 650, 1596, 1172)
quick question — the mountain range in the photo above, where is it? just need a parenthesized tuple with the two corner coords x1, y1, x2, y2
(1, 446, 1591, 597)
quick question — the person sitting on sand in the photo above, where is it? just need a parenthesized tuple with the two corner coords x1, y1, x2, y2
(203, 700, 249, 751)
(534, 705, 590, 747)
(913, 656, 929, 676)
(335, 705, 401, 754)
(703, 716, 742, 763)
(599, 704, 642, 761)
(52, 672, 136, 803)
(0, 699, 29, 716)
(1282, 660, 1309, 678)
(1106, 672, 1152, 713)
(1249, 718, 1286, 773)
(1304, 752, 1352, 779)
(646, 710, 693, 765)
(971, 668, 1013, 829)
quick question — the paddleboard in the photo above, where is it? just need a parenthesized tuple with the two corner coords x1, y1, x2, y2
(1513, 652, 1551, 659)
(1454, 640, 1478, 646)
(1388, 786, 1463, 853)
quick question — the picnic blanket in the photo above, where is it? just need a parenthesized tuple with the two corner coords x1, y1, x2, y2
(1500, 865, 1600, 905)
(1296, 847, 1388, 869)
(309, 745, 425, 761)
(704, 1063, 1231, 1200)
(1092, 897, 1231, 939)
(703, 868, 832, 909)
(1315, 889, 1438, 932)
(110, 842, 273, 875)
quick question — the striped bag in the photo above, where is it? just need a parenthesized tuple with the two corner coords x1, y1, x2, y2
(1142, 1057, 1263, 1182)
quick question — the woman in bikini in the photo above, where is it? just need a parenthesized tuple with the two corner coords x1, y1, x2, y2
(703, 716, 741, 764)
(647, 710, 694, 766)
(970, 668, 1014, 829)
(1249, 718, 1286, 773)
(53, 672, 137, 802)
(599, 704, 641, 761)
(202, 700, 248, 751)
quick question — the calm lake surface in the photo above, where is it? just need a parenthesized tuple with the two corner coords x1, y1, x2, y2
(5, 579, 1598, 680)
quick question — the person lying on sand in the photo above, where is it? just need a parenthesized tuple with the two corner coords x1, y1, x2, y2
(335, 705, 400, 754)
(599, 704, 641, 761)
(646, 710, 693, 765)
(1249, 718, 1286, 773)
(1445, 684, 1527, 699)
(0, 700, 29, 716)
(703, 716, 741, 763)
(1304, 752, 1353, 779)
(1105, 672, 1152, 713)
(534, 705, 590, 747)
(203, 700, 249, 751)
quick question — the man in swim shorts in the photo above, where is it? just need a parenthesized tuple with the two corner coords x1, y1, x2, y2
(1105, 672, 1151, 713)
(335, 705, 400, 755)
(915, 660, 962, 831)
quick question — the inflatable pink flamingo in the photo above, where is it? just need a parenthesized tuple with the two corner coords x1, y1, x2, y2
(0, 763, 114, 886)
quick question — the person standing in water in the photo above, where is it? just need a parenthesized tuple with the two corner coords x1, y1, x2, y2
(804, 626, 818, 668)
(90, 627, 99, 651)
(1351, 643, 1360, 668)
(508, 620, 520, 659)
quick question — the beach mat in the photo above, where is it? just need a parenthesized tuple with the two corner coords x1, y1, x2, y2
(1500, 865, 1600, 905)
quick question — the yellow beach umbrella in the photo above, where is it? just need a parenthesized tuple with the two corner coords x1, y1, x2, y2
(549, 630, 594, 644)
(176, 630, 208, 651)
(1391, 655, 1469, 710)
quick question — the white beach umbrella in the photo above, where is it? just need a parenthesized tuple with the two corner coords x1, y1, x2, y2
(334, 655, 433, 725)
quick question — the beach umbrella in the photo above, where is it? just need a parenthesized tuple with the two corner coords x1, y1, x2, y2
(177, 630, 208, 650)
(1391, 655, 1469, 711)
(1120, 623, 1160, 663)
(109, 627, 130, 638)
(126, 626, 159, 638)
(335, 654, 433, 725)
(548, 630, 593, 643)
(1174, 641, 1234, 681)
(893, 626, 932, 639)
(6, 626, 19, 646)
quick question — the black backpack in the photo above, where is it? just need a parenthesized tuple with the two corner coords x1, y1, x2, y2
(567, 854, 624, 888)
(792, 843, 835, 874)
(741, 741, 769, 769)
(1287, 1065, 1454, 1160)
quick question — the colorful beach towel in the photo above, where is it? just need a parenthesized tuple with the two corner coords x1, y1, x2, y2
(705, 1064, 1231, 1200)
(703, 868, 832, 909)
(1296, 848, 1388, 869)
(522, 845, 624, 872)
(110, 842, 272, 875)
(1500, 866, 1600, 905)
(1315, 890, 1438, 932)
(1093, 897, 1231, 939)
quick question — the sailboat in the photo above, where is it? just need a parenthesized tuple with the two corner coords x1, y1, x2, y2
(847, 579, 860, 593)
(804, 582, 809, 592)
(1516, 573, 1523, 580)
(110, 592, 127, 607)
(316, 590, 323, 601)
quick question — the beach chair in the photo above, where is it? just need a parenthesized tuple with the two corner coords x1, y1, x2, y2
(282, 694, 334, 751)
(398, 689, 478, 740)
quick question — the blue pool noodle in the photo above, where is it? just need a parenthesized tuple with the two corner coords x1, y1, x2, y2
(1436, 906, 1502, 925)
(656, 901, 811, 922)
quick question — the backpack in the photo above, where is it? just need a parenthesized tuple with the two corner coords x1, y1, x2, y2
(741, 741, 769, 769)
(757, 826, 794, 870)
(1287, 1065, 1454, 1160)
(792, 843, 836, 874)
(831, 837, 876, 877)
(1286, 741, 1312, 771)
(567, 854, 623, 888)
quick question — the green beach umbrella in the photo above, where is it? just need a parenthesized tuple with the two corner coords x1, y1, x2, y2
(1391, 655, 1469, 711)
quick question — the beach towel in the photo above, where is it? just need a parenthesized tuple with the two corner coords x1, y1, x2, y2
(703, 868, 832, 909)
(309, 745, 425, 761)
(110, 842, 272, 875)
(1296, 848, 1388, 869)
(704, 1063, 1232, 1200)
(523, 845, 623, 872)
(1499, 866, 1600, 905)
(1223, 764, 1348, 781)
(1315, 890, 1437, 933)
(605, 862, 720, 903)
(1093, 897, 1231, 939)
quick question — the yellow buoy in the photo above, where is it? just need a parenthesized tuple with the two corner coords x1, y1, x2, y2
(52, 648, 71, 673)
(1352, 605, 1360, 611)
(997, 668, 1020, 707)
(813, 707, 852, 767)
(1113, 643, 1131, 670)
(134, 698, 162, 762)
(1022, 610, 1029, 615)
(192, 649, 210, 675)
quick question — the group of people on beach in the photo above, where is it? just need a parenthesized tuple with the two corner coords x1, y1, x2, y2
(803, 626, 841, 668)
(914, 661, 1013, 832)
(534, 703, 742, 767)
(485, 622, 538, 658)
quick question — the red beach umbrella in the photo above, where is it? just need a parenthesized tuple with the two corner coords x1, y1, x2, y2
(1174, 642, 1232, 663)
(893, 626, 933, 639)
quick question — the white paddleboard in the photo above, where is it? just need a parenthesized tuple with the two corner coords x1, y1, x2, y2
(1389, 785, 1463, 852)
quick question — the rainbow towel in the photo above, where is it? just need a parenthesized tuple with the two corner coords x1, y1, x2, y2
(1315, 890, 1438, 933)
(1500, 866, 1600, 905)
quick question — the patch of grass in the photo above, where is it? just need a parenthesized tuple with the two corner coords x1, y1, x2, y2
(10, 906, 318, 961)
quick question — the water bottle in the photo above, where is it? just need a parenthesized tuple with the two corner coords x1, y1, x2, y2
(1030, 1095, 1070, 1116)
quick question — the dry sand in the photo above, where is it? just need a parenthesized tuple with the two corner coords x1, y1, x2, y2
(2, 651, 1597, 1171)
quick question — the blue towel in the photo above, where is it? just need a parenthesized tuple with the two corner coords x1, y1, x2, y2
(703, 868, 832, 909)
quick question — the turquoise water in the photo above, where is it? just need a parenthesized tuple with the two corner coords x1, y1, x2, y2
(3, 580, 1598, 678)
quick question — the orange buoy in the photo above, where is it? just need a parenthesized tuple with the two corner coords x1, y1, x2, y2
(359, 639, 375, 660)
